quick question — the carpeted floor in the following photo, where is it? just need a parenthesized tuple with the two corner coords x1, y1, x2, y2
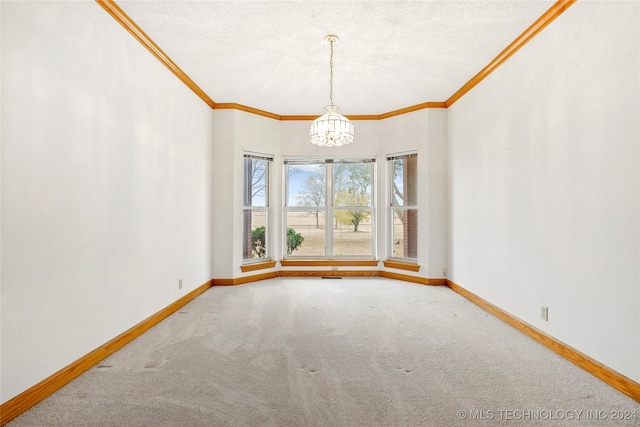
(8, 278, 640, 426)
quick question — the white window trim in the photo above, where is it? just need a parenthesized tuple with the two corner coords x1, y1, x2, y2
(243, 153, 273, 264)
(387, 152, 418, 263)
(283, 158, 376, 259)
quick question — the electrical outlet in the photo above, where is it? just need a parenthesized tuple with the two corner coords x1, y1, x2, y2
(540, 306, 548, 321)
(179, 279, 183, 290)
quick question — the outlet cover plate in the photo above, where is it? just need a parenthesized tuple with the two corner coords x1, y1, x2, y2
(540, 306, 548, 321)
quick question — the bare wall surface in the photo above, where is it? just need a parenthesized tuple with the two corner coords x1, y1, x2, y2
(1, 1, 214, 403)
(211, 109, 282, 277)
(447, 1, 639, 382)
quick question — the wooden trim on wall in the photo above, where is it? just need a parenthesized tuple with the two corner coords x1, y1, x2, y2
(447, 280, 640, 403)
(427, 278, 447, 286)
(240, 260, 277, 273)
(346, 115, 384, 121)
(210, 278, 235, 286)
(0, 280, 213, 426)
(445, 0, 576, 107)
(95, 0, 216, 109)
(234, 271, 279, 284)
(279, 114, 391, 121)
(382, 260, 420, 272)
(278, 270, 380, 278)
(379, 102, 447, 119)
(213, 103, 281, 120)
(277, 115, 384, 121)
(378, 270, 443, 286)
(218, 269, 442, 282)
(279, 115, 318, 121)
(212, 271, 279, 286)
(279, 105, 447, 122)
(279, 114, 384, 121)
(280, 259, 378, 267)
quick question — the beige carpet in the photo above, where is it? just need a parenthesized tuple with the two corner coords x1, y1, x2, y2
(8, 278, 640, 426)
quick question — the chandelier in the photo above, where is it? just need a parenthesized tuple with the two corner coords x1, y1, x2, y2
(310, 35, 354, 147)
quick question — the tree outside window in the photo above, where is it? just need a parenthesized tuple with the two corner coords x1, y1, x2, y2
(285, 159, 374, 258)
(243, 154, 271, 262)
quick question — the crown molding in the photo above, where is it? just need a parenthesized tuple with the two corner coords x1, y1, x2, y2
(95, 0, 215, 109)
(280, 102, 448, 122)
(98, 0, 575, 118)
(213, 103, 281, 120)
(445, 0, 576, 107)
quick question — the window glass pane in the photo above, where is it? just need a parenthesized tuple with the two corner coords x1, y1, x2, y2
(391, 156, 417, 207)
(287, 164, 326, 207)
(286, 211, 325, 256)
(391, 159, 404, 206)
(334, 163, 372, 207)
(391, 208, 418, 259)
(244, 158, 267, 207)
(333, 209, 372, 256)
(243, 210, 267, 260)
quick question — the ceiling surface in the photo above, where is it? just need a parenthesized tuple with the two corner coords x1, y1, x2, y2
(116, 1, 556, 116)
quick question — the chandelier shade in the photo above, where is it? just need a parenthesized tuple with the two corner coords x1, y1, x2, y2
(310, 35, 354, 147)
(310, 105, 355, 147)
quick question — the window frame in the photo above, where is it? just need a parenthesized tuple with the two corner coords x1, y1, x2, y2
(284, 158, 376, 259)
(242, 152, 273, 264)
(387, 152, 418, 263)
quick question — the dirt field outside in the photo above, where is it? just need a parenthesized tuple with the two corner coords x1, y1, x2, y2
(286, 211, 372, 257)
(247, 211, 408, 258)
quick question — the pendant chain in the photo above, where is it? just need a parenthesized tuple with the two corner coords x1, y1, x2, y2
(329, 38, 334, 106)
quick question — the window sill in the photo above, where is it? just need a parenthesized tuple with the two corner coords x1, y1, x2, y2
(383, 260, 420, 272)
(280, 259, 378, 267)
(241, 260, 277, 272)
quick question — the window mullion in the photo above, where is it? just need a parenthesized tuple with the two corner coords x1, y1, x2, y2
(326, 163, 334, 258)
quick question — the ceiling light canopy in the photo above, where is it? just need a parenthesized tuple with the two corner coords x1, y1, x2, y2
(310, 35, 354, 147)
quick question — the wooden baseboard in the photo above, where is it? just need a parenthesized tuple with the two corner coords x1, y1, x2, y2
(212, 271, 279, 286)
(0, 280, 213, 426)
(278, 270, 379, 277)
(240, 260, 277, 273)
(382, 260, 420, 272)
(215, 269, 445, 283)
(379, 270, 444, 286)
(447, 280, 640, 403)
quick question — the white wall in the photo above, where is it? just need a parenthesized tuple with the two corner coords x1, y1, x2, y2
(447, 1, 639, 382)
(212, 109, 281, 278)
(1, 1, 214, 403)
(211, 110, 236, 279)
(377, 110, 448, 278)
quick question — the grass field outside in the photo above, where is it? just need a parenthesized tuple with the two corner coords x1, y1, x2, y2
(246, 211, 408, 259)
(286, 211, 373, 257)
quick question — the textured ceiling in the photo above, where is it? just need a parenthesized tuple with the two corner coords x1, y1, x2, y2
(116, 1, 555, 116)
